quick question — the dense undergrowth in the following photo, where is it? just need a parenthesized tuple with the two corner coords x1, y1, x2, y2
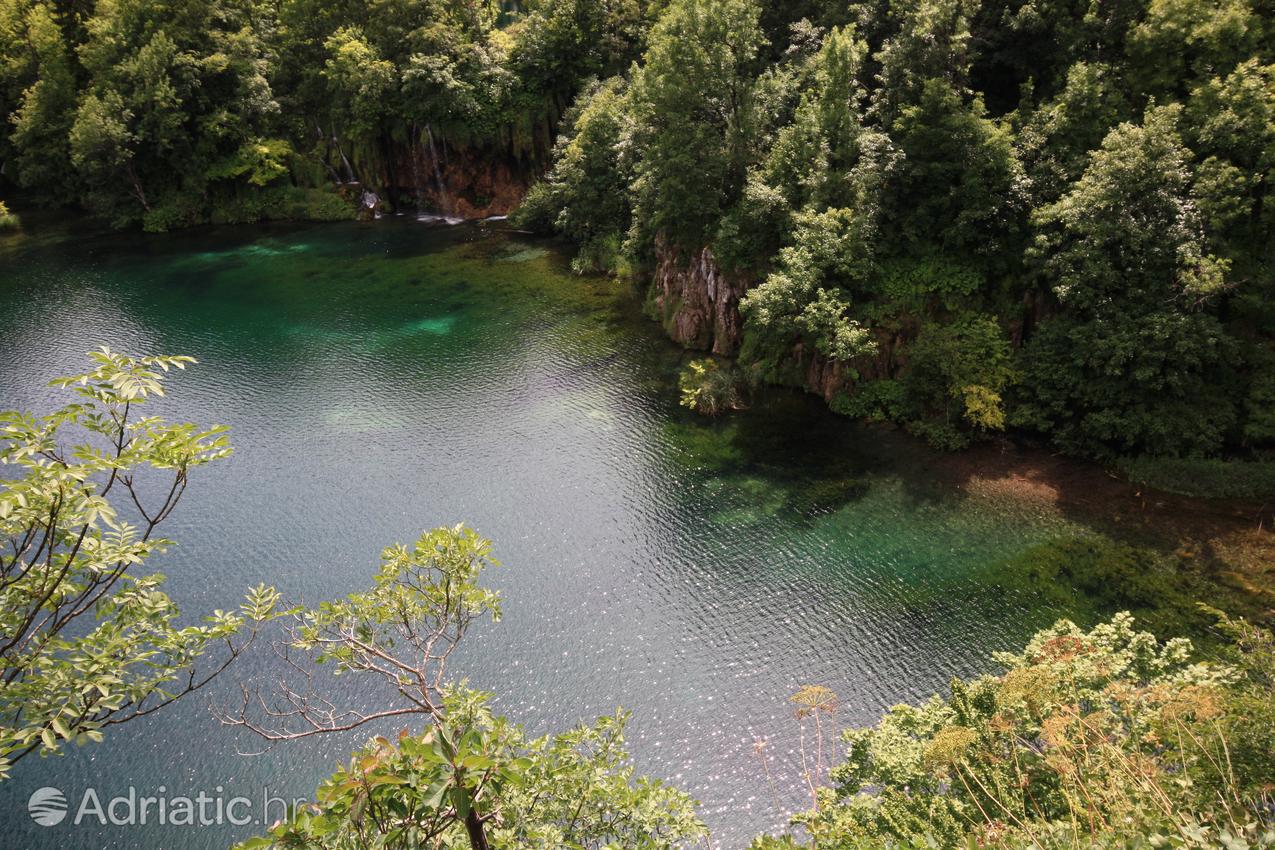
(1120, 457, 1275, 501)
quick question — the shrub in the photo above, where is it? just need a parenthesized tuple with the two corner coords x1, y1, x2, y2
(678, 359, 749, 416)
(570, 232, 625, 275)
(0, 201, 18, 229)
(902, 313, 1016, 448)
(770, 613, 1275, 850)
(830, 379, 907, 421)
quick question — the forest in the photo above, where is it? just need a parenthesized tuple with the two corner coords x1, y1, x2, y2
(1, 0, 1274, 847)
(1, 0, 1273, 465)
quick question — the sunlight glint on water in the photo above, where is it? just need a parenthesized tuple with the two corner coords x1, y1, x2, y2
(0, 219, 1085, 848)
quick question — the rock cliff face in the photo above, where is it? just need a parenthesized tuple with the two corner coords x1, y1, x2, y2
(648, 237, 751, 356)
(647, 237, 922, 405)
(385, 140, 533, 219)
(798, 323, 914, 402)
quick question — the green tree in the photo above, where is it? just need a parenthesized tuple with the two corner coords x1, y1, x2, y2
(68, 90, 143, 216)
(1186, 59, 1275, 269)
(1017, 106, 1238, 457)
(626, 0, 764, 254)
(1014, 62, 1132, 207)
(222, 524, 703, 850)
(236, 692, 703, 850)
(886, 79, 1026, 262)
(7, 1, 79, 201)
(903, 312, 1016, 449)
(872, 0, 978, 124)
(323, 27, 398, 151)
(741, 207, 880, 374)
(1127, 0, 1266, 100)
(0, 349, 280, 780)
(513, 76, 634, 272)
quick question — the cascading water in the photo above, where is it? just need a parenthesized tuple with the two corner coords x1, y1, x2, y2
(408, 124, 427, 211)
(337, 141, 357, 184)
(422, 124, 461, 223)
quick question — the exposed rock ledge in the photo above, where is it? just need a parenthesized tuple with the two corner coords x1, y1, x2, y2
(648, 236, 750, 356)
(385, 143, 533, 219)
(798, 324, 912, 402)
(648, 236, 917, 403)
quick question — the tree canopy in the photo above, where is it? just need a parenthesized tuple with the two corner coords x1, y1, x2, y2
(517, 0, 1275, 460)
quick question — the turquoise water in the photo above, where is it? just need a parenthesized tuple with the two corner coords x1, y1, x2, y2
(0, 219, 1094, 848)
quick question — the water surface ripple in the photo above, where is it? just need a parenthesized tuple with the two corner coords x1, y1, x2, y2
(1, 220, 1082, 848)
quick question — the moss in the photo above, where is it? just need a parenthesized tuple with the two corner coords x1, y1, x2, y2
(800, 475, 869, 513)
(975, 536, 1263, 640)
(1120, 456, 1275, 500)
(662, 417, 746, 472)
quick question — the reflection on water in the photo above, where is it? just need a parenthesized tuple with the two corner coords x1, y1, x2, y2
(0, 219, 1096, 848)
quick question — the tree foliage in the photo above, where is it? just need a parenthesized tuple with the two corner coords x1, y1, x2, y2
(0, 349, 280, 780)
(222, 524, 705, 850)
(761, 612, 1275, 850)
(517, 0, 1275, 459)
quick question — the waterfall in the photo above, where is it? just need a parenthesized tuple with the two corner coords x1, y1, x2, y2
(408, 124, 427, 211)
(425, 124, 452, 217)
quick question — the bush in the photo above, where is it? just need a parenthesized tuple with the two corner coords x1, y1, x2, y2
(509, 180, 559, 232)
(0, 201, 18, 229)
(771, 613, 1275, 850)
(570, 232, 625, 275)
(678, 358, 749, 416)
(142, 194, 206, 232)
(901, 313, 1015, 448)
(830, 379, 907, 421)
(140, 187, 355, 232)
(295, 188, 357, 222)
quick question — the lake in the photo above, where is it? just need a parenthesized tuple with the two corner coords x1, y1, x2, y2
(0, 217, 1120, 848)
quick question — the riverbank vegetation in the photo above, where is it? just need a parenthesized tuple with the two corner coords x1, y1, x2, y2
(1121, 457, 1275, 501)
(758, 611, 1275, 850)
(516, 0, 1275, 470)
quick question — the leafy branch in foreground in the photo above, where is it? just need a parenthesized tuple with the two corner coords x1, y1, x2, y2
(0, 349, 281, 779)
(219, 525, 501, 741)
(223, 525, 705, 850)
